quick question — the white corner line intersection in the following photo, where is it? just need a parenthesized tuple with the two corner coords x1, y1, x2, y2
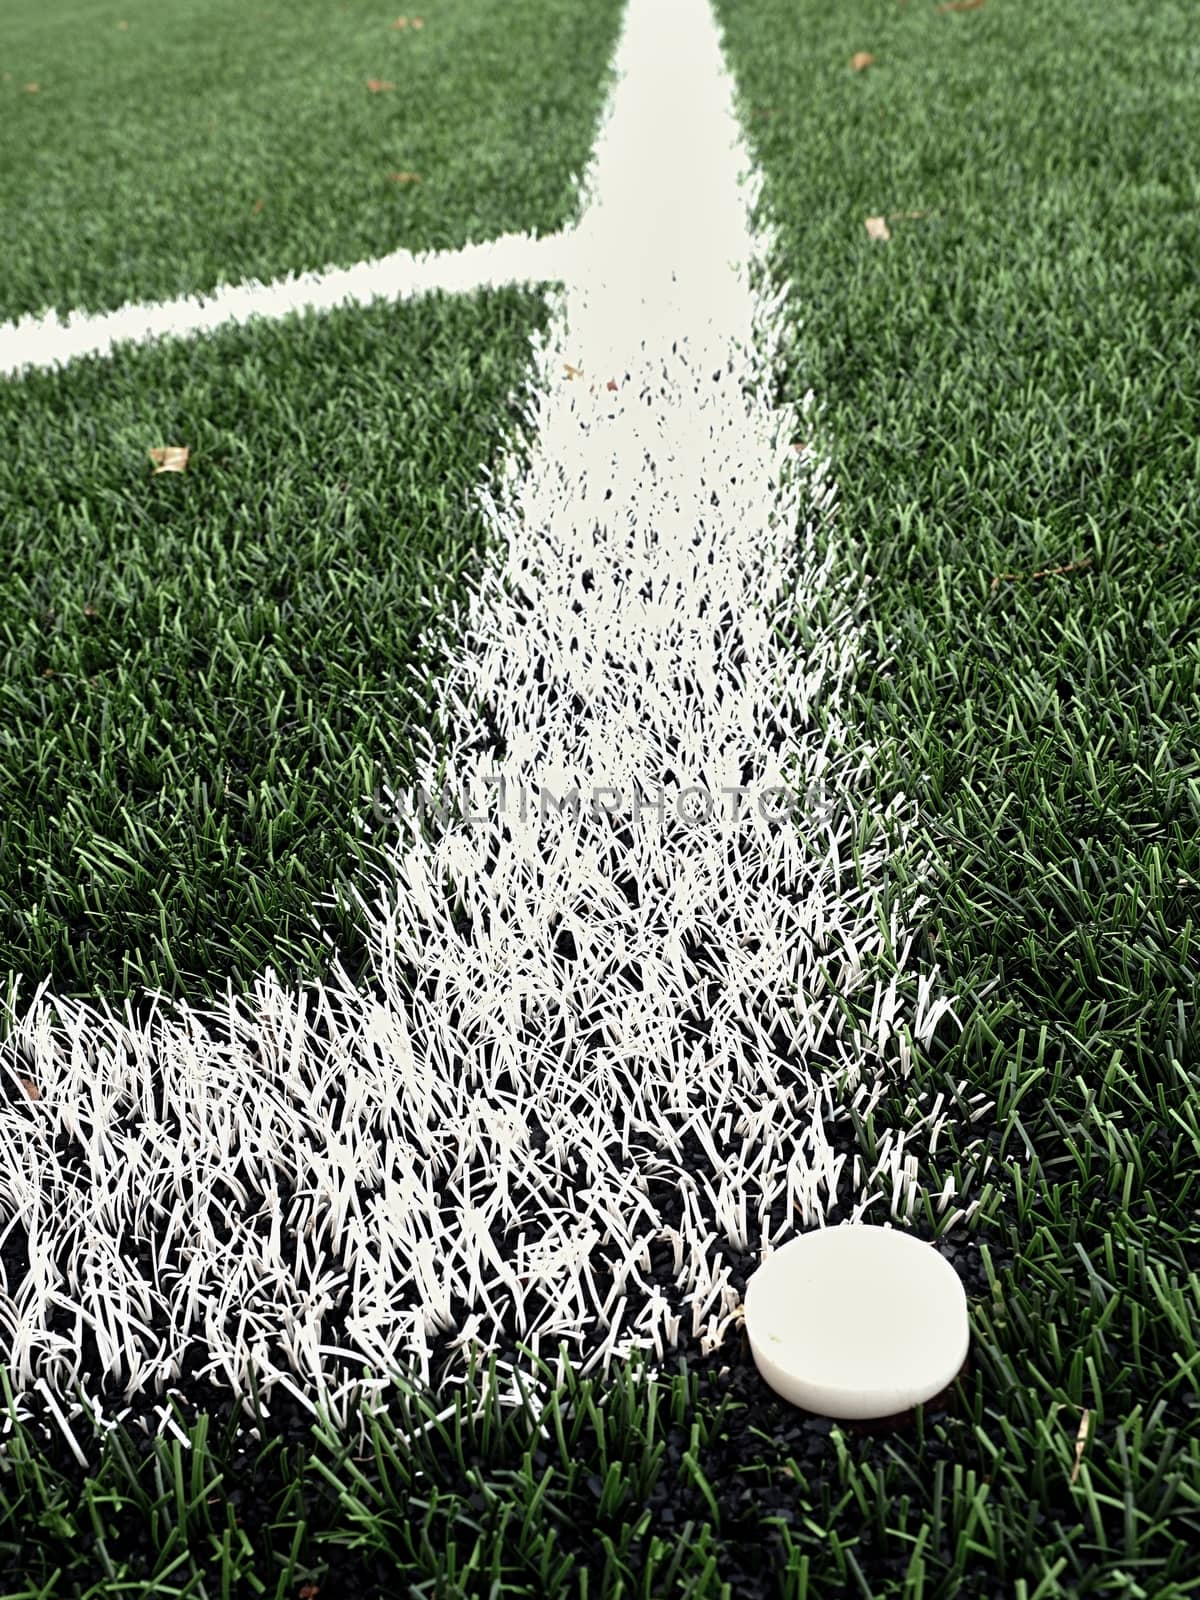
(0, 229, 577, 383)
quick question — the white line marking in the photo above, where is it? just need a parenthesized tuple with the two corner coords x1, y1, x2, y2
(0, 231, 573, 381)
(0, 0, 996, 1460)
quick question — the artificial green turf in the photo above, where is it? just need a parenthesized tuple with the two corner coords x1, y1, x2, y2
(0, 287, 550, 1021)
(3, 0, 1200, 1596)
(0, 0, 624, 324)
(704, 0, 1200, 1588)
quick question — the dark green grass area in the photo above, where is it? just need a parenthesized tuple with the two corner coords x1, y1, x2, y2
(0, 287, 550, 1022)
(0, 0, 624, 324)
(711, 0, 1200, 1591)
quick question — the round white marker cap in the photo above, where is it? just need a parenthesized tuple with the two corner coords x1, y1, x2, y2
(743, 1223, 970, 1420)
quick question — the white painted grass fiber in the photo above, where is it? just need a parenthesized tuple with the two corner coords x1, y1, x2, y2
(0, 231, 572, 382)
(0, 0, 996, 1463)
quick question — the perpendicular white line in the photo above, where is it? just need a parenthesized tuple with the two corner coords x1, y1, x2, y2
(0, 229, 578, 381)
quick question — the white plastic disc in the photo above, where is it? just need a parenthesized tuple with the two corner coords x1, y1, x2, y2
(742, 1223, 970, 1420)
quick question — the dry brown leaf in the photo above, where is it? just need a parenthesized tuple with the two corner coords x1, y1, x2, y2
(864, 215, 891, 241)
(990, 556, 1093, 592)
(251, 197, 265, 214)
(936, 0, 983, 10)
(366, 78, 395, 92)
(563, 362, 584, 380)
(392, 14, 408, 25)
(411, 15, 424, 25)
(1069, 1409, 1091, 1486)
(606, 378, 619, 391)
(24, 82, 40, 93)
(388, 170, 421, 184)
(149, 446, 190, 475)
(851, 52, 875, 70)
(19, 1078, 38, 1101)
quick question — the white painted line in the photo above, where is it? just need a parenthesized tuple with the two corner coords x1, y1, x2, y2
(0, 0, 996, 1459)
(0, 231, 575, 381)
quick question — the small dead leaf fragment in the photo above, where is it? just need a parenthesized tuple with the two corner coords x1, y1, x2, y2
(19, 1078, 39, 1101)
(563, 362, 584, 380)
(864, 215, 891, 241)
(24, 82, 40, 93)
(990, 556, 1093, 593)
(149, 445, 190, 475)
(936, 0, 983, 10)
(388, 170, 421, 183)
(606, 378, 619, 391)
(1069, 1409, 1091, 1486)
(411, 15, 424, 26)
(366, 78, 395, 92)
(251, 197, 264, 214)
(392, 14, 408, 25)
(83, 606, 99, 618)
(118, 19, 129, 29)
(851, 52, 875, 70)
